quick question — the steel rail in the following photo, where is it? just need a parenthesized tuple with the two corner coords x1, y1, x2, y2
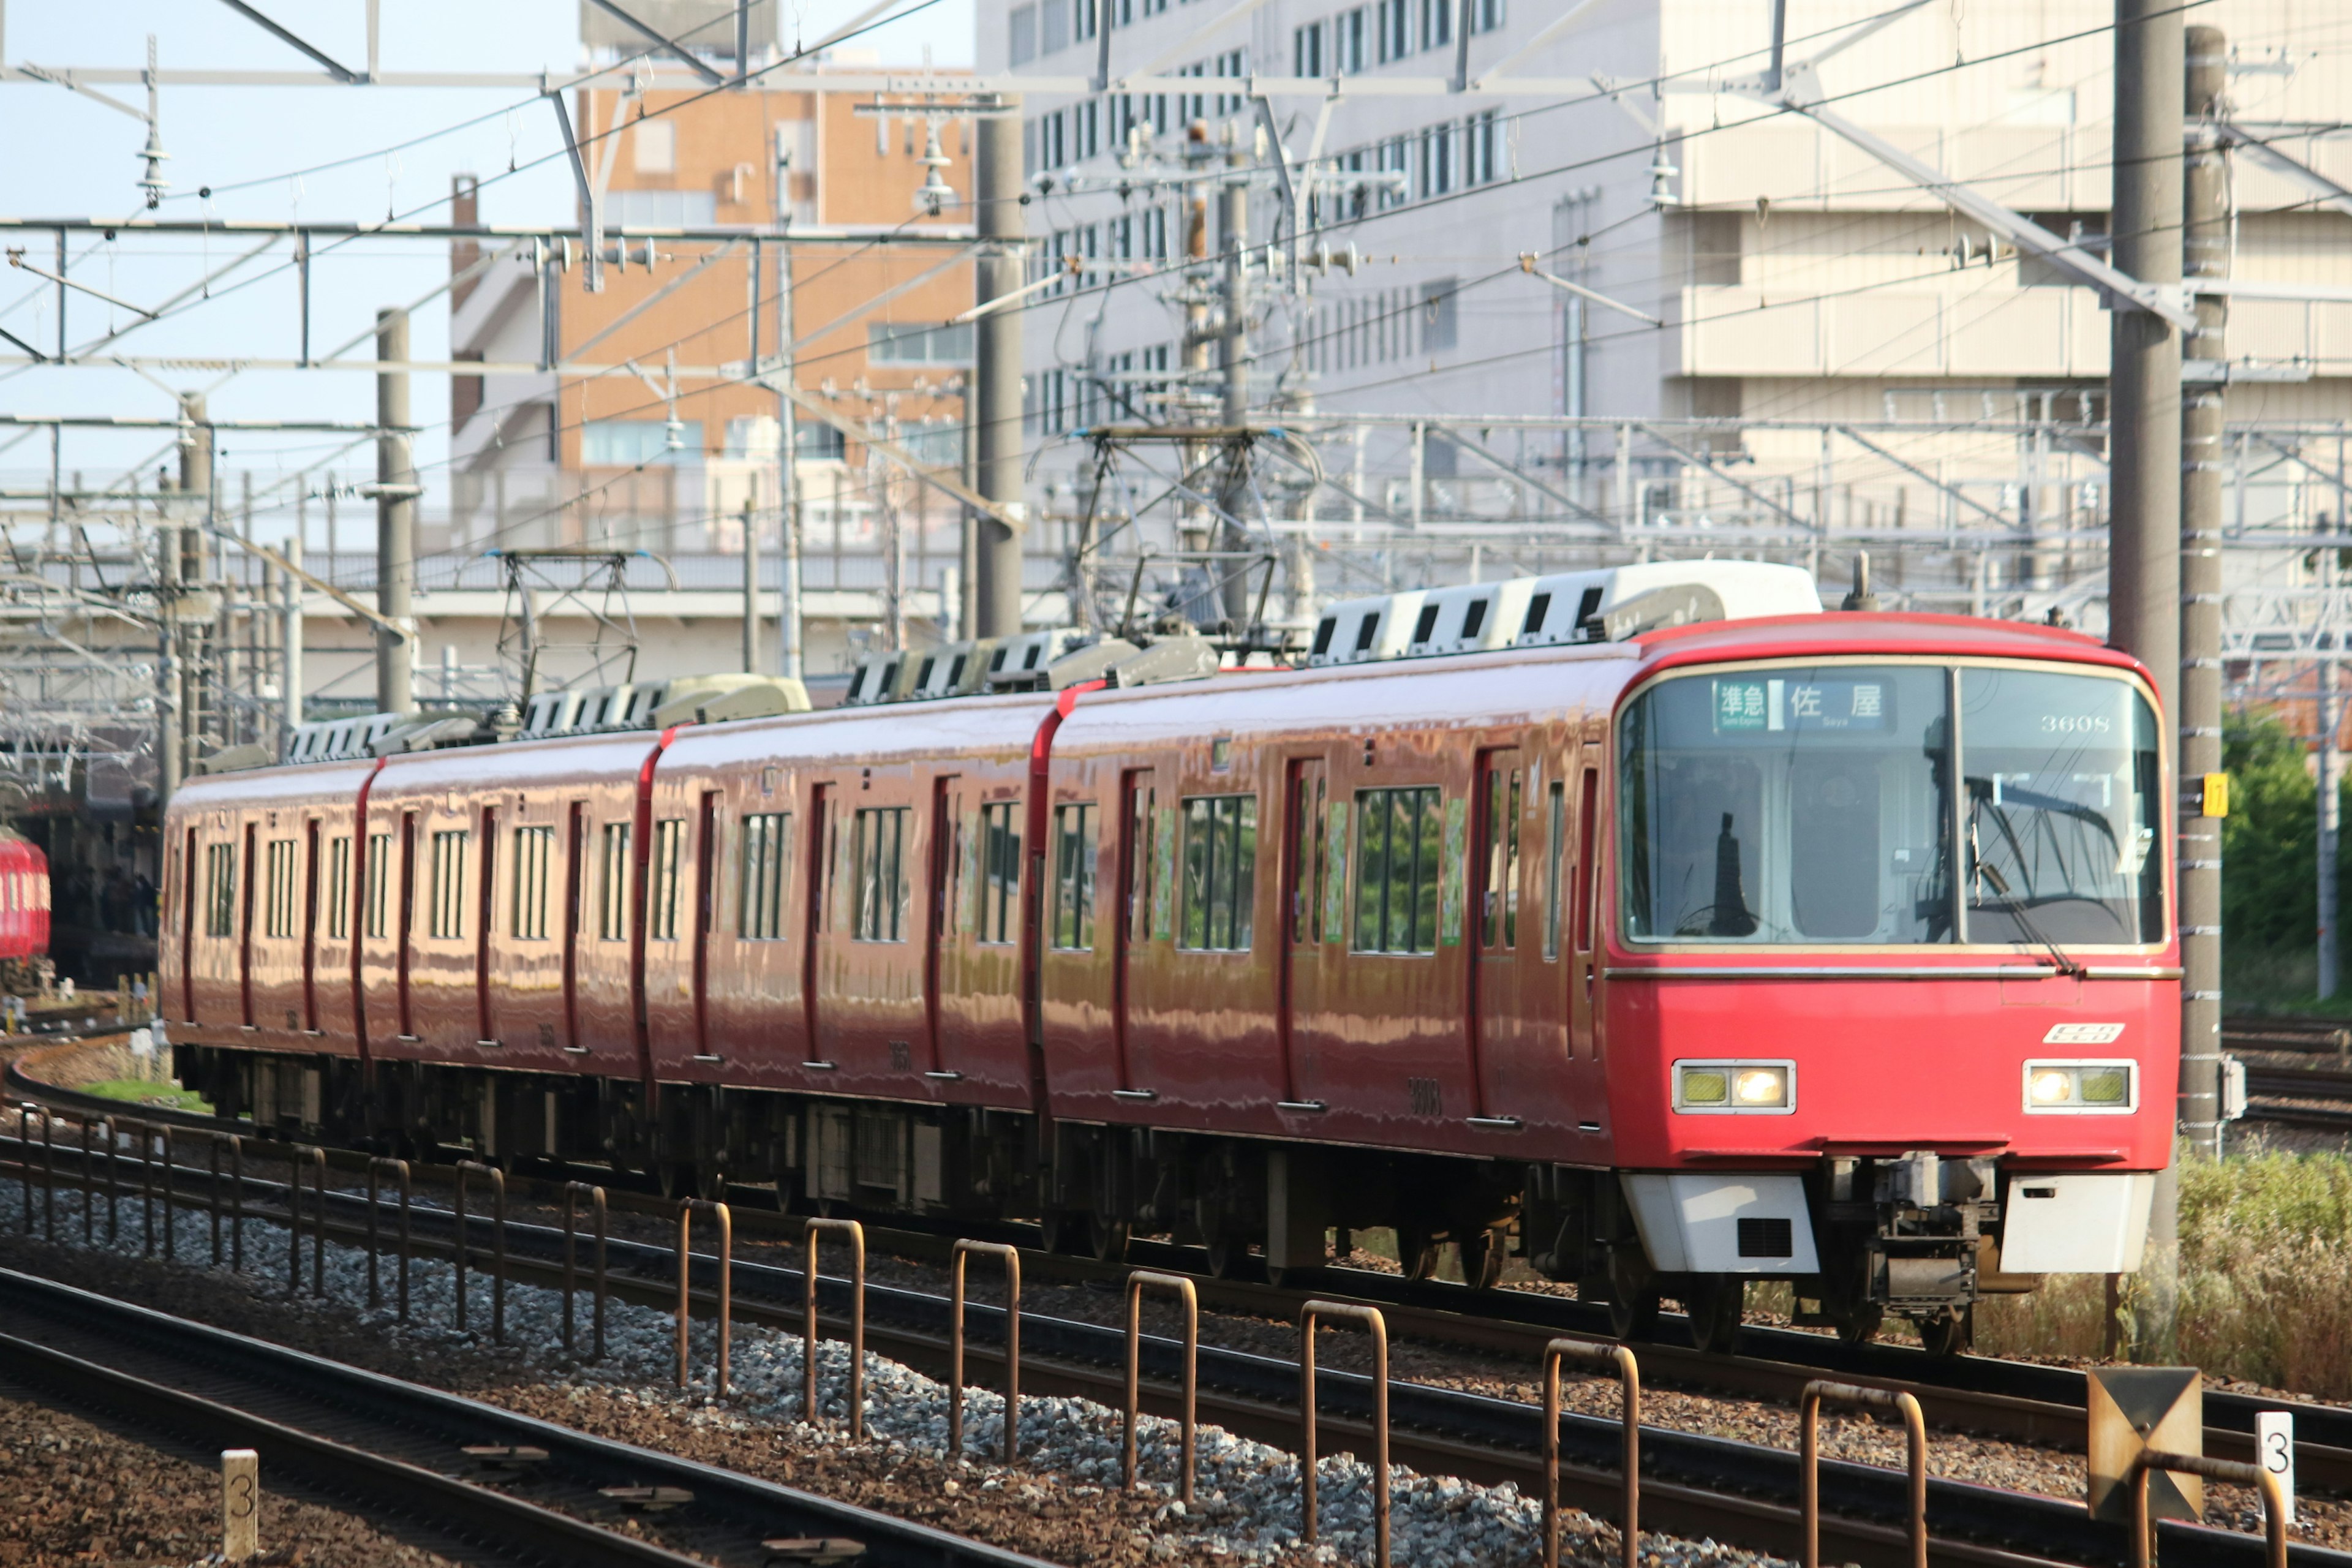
(0, 1144, 2339, 1568)
(0, 1266, 1063, 1568)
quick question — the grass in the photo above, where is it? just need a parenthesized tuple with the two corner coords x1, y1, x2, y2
(1974, 1142, 2352, 1398)
(75, 1079, 213, 1115)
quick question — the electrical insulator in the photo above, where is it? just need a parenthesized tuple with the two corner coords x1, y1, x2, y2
(913, 121, 957, 217)
(1648, 148, 1680, 208)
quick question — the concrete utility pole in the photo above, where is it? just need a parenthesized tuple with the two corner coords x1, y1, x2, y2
(2324, 647, 2342, 1000)
(741, 491, 763, 673)
(375, 308, 417, 714)
(2109, 0, 2185, 1362)
(280, 562, 303, 734)
(1216, 127, 1253, 625)
(972, 97, 1025, 639)
(775, 238, 804, 681)
(179, 394, 212, 774)
(2180, 25, 2230, 1155)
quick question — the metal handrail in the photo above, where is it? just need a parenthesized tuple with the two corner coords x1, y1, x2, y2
(949, 1238, 1022, 1462)
(1800, 1379, 1927, 1568)
(453, 1159, 507, 1342)
(802, 1216, 865, 1438)
(561, 1181, 608, 1360)
(1300, 1300, 1390, 1568)
(676, 1198, 733, 1397)
(2130, 1450, 2288, 1568)
(1123, 1270, 1197, 1503)
(1542, 1339, 1639, 1568)
(365, 1156, 412, 1319)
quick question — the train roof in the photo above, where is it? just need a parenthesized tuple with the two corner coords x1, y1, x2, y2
(1631, 609, 2150, 684)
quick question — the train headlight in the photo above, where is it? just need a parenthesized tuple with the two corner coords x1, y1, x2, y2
(1674, 1060, 1795, 1114)
(2023, 1060, 2136, 1114)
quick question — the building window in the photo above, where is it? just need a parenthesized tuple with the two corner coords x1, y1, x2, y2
(1420, 0, 1452, 50)
(1338, 7, 1368, 71)
(205, 841, 236, 938)
(325, 835, 352, 941)
(1180, 794, 1256, 951)
(867, 322, 976, 365)
(429, 830, 468, 941)
(1074, 0, 1097, 41)
(364, 832, 390, 939)
(1043, 0, 1069, 53)
(1294, 20, 1325, 77)
(603, 188, 717, 227)
(1377, 0, 1408, 62)
(649, 818, 686, 942)
(1009, 2, 1038, 64)
(1214, 49, 1247, 113)
(263, 837, 298, 939)
(1053, 804, 1097, 950)
(513, 826, 554, 941)
(1354, 786, 1442, 954)
(853, 807, 910, 942)
(1468, 110, 1501, 184)
(1471, 0, 1504, 31)
(581, 418, 703, 466)
(1421, 278, 1458, 351)
(598, 822, 632, 942)
(740, 812, 791, 939)
(978, 801, 1021, 944)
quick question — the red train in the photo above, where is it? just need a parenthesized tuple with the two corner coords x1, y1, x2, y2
(0, 832, 52, 986)
(161, 577, 2177, 1352)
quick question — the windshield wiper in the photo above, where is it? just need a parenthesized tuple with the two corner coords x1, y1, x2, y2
(1975, 861, 2086, 978)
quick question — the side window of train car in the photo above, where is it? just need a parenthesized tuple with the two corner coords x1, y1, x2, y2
(1179, 794, 1256, 952)
(598, 823, 631, 941)
(363, 832, 391, 940)
(428, 829, 469, 940)
(649, 819, 687, 941)
(1052, 803, 1097, 951)
(1542, 780, 1566, 960)
(978, 801, 1020, 945)
(325, 835, 352, 941)
(851, 807, 910, 942)
(204, 840, 237, 938)
(512, 826, 555, 940)
(739, 812, 790, 940)
(1353, 785, 1442, 955)
(263, 838, 299, 938)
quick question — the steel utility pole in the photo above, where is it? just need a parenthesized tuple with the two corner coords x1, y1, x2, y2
(972, 96, 1025, 639)
(1216, 126, 1253, 625)
(775, 236, 804, 681)
(741, 491, 763, 673)
(375, 308, 417, 714)
(2109, 0, 2185, 1361)
(2180, 25, 2230, 1154)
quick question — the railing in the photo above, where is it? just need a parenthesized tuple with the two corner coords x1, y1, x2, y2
(1542, 1339, 1638, 1568)
(676, 1198, 732, 1397)
(948, 1239, 1022, 1462)
(1798, 1380, 1927, 1568)
(1299, 1301, 1390, 1568)
(801, 1217, 865, 1438)
(1123, 1270, 1197, 1503)
(2130, 1451, 2287, 1568)
(452, 1160, 507, 1342)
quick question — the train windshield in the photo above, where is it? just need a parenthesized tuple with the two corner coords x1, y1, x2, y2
(1618, 664, 2162, 947)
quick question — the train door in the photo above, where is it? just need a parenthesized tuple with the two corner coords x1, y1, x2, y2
(301, 818, 321, 1034)
(177, 826, 196, 1022)
(1467, 747, 1528, 1121)
(239, 821, 258, 1029)
(561, 802, 586, 1056)
(1276, 758, 1326, 1106)
(475, 804, 498, 1048)
(693, 790, 719, 1061)
(395, 812, 418, 1042)
(1112, 769, 1155, 1095)
(802, 783, 834, 1067)
(924, 775, 957, 1076)
(1568, 750, 1605, 1072)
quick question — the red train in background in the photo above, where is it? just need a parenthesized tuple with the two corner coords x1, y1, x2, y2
(0, 831, 53, 989)
(160, 567, 2177, 1353)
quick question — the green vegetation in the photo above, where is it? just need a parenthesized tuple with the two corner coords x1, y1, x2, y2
(1978, 1142, 2352, 1396)
(75, 1079, 213, 1115)
(2220, 709, 2352, 1011)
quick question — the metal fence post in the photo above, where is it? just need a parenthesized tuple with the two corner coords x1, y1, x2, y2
(1300, 1301, 1390, 1568)
(802, 1217, 865, 1438)
(366, 1156, 410, 1316)
(227, 1135, 241, 1270)
(159, 1126, 173, 1262)
(39, 1108, 54, 1242)
(1543, 1340, 1640, 1568)
(562, 1181, 607, 1359)
(454, 1160, 505, 1342)
(1123, 1270, 1197, 1502)
(137, 1118, 154, 1257)
(107, 1115, 121, 1246)
(676, 1199, 733, 1397)
(1800, 1380, 1926, 1568)
(205, 1133, 222, 1265)
(14, 1103, 30, 1234)
(307, 1146, 326, 1296)
(2131, 1450, 2288, 1568)
(81, 1116, 97, 1246)
(284, 1144, 301, 1298)
(949, 1239, 1022, 1463)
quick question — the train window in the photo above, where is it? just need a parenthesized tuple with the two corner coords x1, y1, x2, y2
(363, 833, 391, 939)
(511, 826, 555, 940)
(739, 812, 791, 940)
(1124, 787, 1155, 943)
(325, 837, 352, 940)
(1480, 765, 1521, 949)
(649, 819, 687, 941)
(263, 839, 299, 939)
(1959, 668, 2164, 946)
(978, 802, 1020, 945)
(852, 807, 910, 942)
(1619, 665, 1953, 944)
(1052, 804, 1097, 951)
(598, 823, 632, 941)
(428, 831, 469, 940)
(1352, 786, 1441, 954)
(1543, 780, 1566, 960)
(1180, 794, 1257, 952)
(204, 842, 237, 938)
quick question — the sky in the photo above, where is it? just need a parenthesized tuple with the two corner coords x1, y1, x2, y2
(0, 1, 974, 545)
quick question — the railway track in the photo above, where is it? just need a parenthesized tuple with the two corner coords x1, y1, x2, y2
(0, 1264, 1059, 1568)
(2222, 1015, 2352, 1132)
(0, 1125, 2336, 1568)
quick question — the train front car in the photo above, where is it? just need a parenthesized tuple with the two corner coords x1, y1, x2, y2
(1599, 616, 2177, 1354)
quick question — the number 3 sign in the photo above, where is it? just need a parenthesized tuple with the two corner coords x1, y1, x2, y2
(2256, 1411, 2296, 1527)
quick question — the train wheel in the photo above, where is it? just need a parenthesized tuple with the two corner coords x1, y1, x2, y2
(1395, 1221, 1441, 1282)
(1606, 1244, 1661, 1340)
(1088, 1215, 1131, 1264)
(1457, 1227, 1506, 1290)
(1834, 1303, 1885, 1348)
(1916, 1306, 1973, 1358)
(1684, 1276, 1745, 1355)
